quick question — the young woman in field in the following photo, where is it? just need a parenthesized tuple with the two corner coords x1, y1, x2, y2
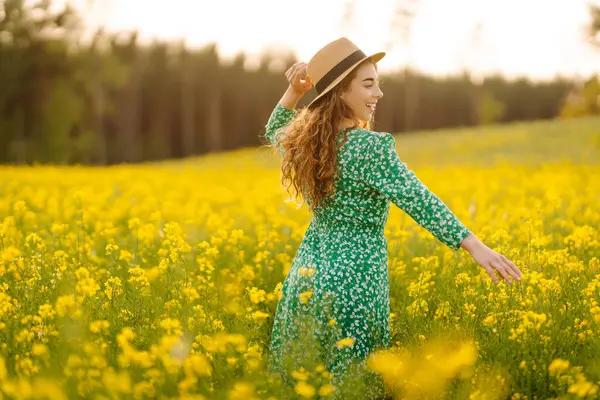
(263, 37, 522, 399)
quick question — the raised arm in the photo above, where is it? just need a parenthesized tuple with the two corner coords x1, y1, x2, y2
(264, 102, 297, 153)
(264, 62, 313, 153)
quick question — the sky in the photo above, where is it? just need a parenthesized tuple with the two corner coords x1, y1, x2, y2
(65, 0, 600, 81)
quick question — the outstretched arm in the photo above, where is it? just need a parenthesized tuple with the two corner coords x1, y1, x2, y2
(363, 132, 522, 285)
(364, 132, 470, 251)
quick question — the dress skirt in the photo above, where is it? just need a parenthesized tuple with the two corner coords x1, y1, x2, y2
(267, 213, 390, 399)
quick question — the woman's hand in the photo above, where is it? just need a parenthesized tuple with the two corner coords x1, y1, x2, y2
(460, 234, 522, 285)
(285, 62, 312, 95)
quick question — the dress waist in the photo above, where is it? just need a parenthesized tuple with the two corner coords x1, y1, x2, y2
(312, 211, 385, 236)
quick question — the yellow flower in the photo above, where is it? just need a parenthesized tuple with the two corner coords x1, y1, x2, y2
(146, 266, 162, 282)
(206, 247, 219, 258)
(104, 277, 123, 300)
(455, 272, 472, 286)
(273, 282, 283, 298)
(16, 356, 38, 376)
(0, 355, 7, 380)
(319, 384, 335, 396)
(482, 314, 497, 326)
(30, 378, 67, 400)
(336, 337, 355, 349)
(37, 303, 55, 319)
(295, 381, 316, 398)
(133, 381, 155, 399)
(406, 299, 429, 317)
(227, 357, 238, 366)
(159, 318, 182, 337)
(548, 358, 570, 376)
(251, 310, 270, 321)
(119, 249, 133, 262)
(105, 244, 119, 256)
(228, 229, 244, 245)
(299, 290, 313, 304)
(321, 371, 333, 380)
(568, 378, 599, 398)
(229, 381, 255, 400)
(184, 354, 212, 377)
(31, 344, 48, 357)
(291, 368, 310, 381)
(55, 294, 80, 318)
(128, 217, 141, 230)
(75, 267, 100, 298)
(128, 267, 150, 289)
(102, 367, 132, 394)
(50, 223, 68, 235)
(213, 319, 225, 331)
(247, 287, 266, 304)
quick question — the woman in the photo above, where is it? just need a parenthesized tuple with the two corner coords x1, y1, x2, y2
(263, 37, 522, 399)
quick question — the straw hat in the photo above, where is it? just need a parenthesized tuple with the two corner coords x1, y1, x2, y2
(306, 37, 386, 108)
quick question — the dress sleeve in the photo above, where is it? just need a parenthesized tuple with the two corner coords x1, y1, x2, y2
(363, 132, 471, 251)
(264, 103, 297, 154)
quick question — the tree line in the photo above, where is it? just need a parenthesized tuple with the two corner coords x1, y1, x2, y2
(0, 0, 591, 165)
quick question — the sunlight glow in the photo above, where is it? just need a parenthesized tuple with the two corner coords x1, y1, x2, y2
(65, 0, 600, 80)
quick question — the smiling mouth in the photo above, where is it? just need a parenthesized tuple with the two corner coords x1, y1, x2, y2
(366, 102, 377, 111)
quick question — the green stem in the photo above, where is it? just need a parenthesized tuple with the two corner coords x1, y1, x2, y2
(134, 229, 139, 265)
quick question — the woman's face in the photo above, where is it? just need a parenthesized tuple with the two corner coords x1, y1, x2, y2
(341, 62, 384, 122)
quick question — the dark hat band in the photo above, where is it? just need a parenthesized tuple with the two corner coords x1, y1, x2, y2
(315, 49, 367, 94)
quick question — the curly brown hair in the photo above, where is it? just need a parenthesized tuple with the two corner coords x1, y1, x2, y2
(271, 58, 378, 213)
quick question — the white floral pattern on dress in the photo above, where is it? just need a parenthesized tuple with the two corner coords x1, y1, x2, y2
(264, 103, 471, 398)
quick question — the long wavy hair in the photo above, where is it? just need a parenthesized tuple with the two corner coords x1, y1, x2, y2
(270, 58, 378, 213)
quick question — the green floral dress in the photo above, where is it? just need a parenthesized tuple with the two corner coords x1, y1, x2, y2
(264, 103, 471, 398)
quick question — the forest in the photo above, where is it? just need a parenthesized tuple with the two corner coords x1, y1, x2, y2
(0, 0, 598, 165)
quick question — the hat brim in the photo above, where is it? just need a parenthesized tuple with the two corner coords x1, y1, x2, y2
(307, 51, 386, 108)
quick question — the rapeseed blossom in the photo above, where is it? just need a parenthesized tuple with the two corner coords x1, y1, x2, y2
(0, 119, 598, 398)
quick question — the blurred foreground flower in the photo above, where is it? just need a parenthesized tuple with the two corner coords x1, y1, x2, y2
(368, 337, 477, 398)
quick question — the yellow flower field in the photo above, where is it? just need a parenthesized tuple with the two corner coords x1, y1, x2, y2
(1, 116, 600, 399)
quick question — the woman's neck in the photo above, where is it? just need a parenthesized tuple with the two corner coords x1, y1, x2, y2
(339, 118, 360, 130)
